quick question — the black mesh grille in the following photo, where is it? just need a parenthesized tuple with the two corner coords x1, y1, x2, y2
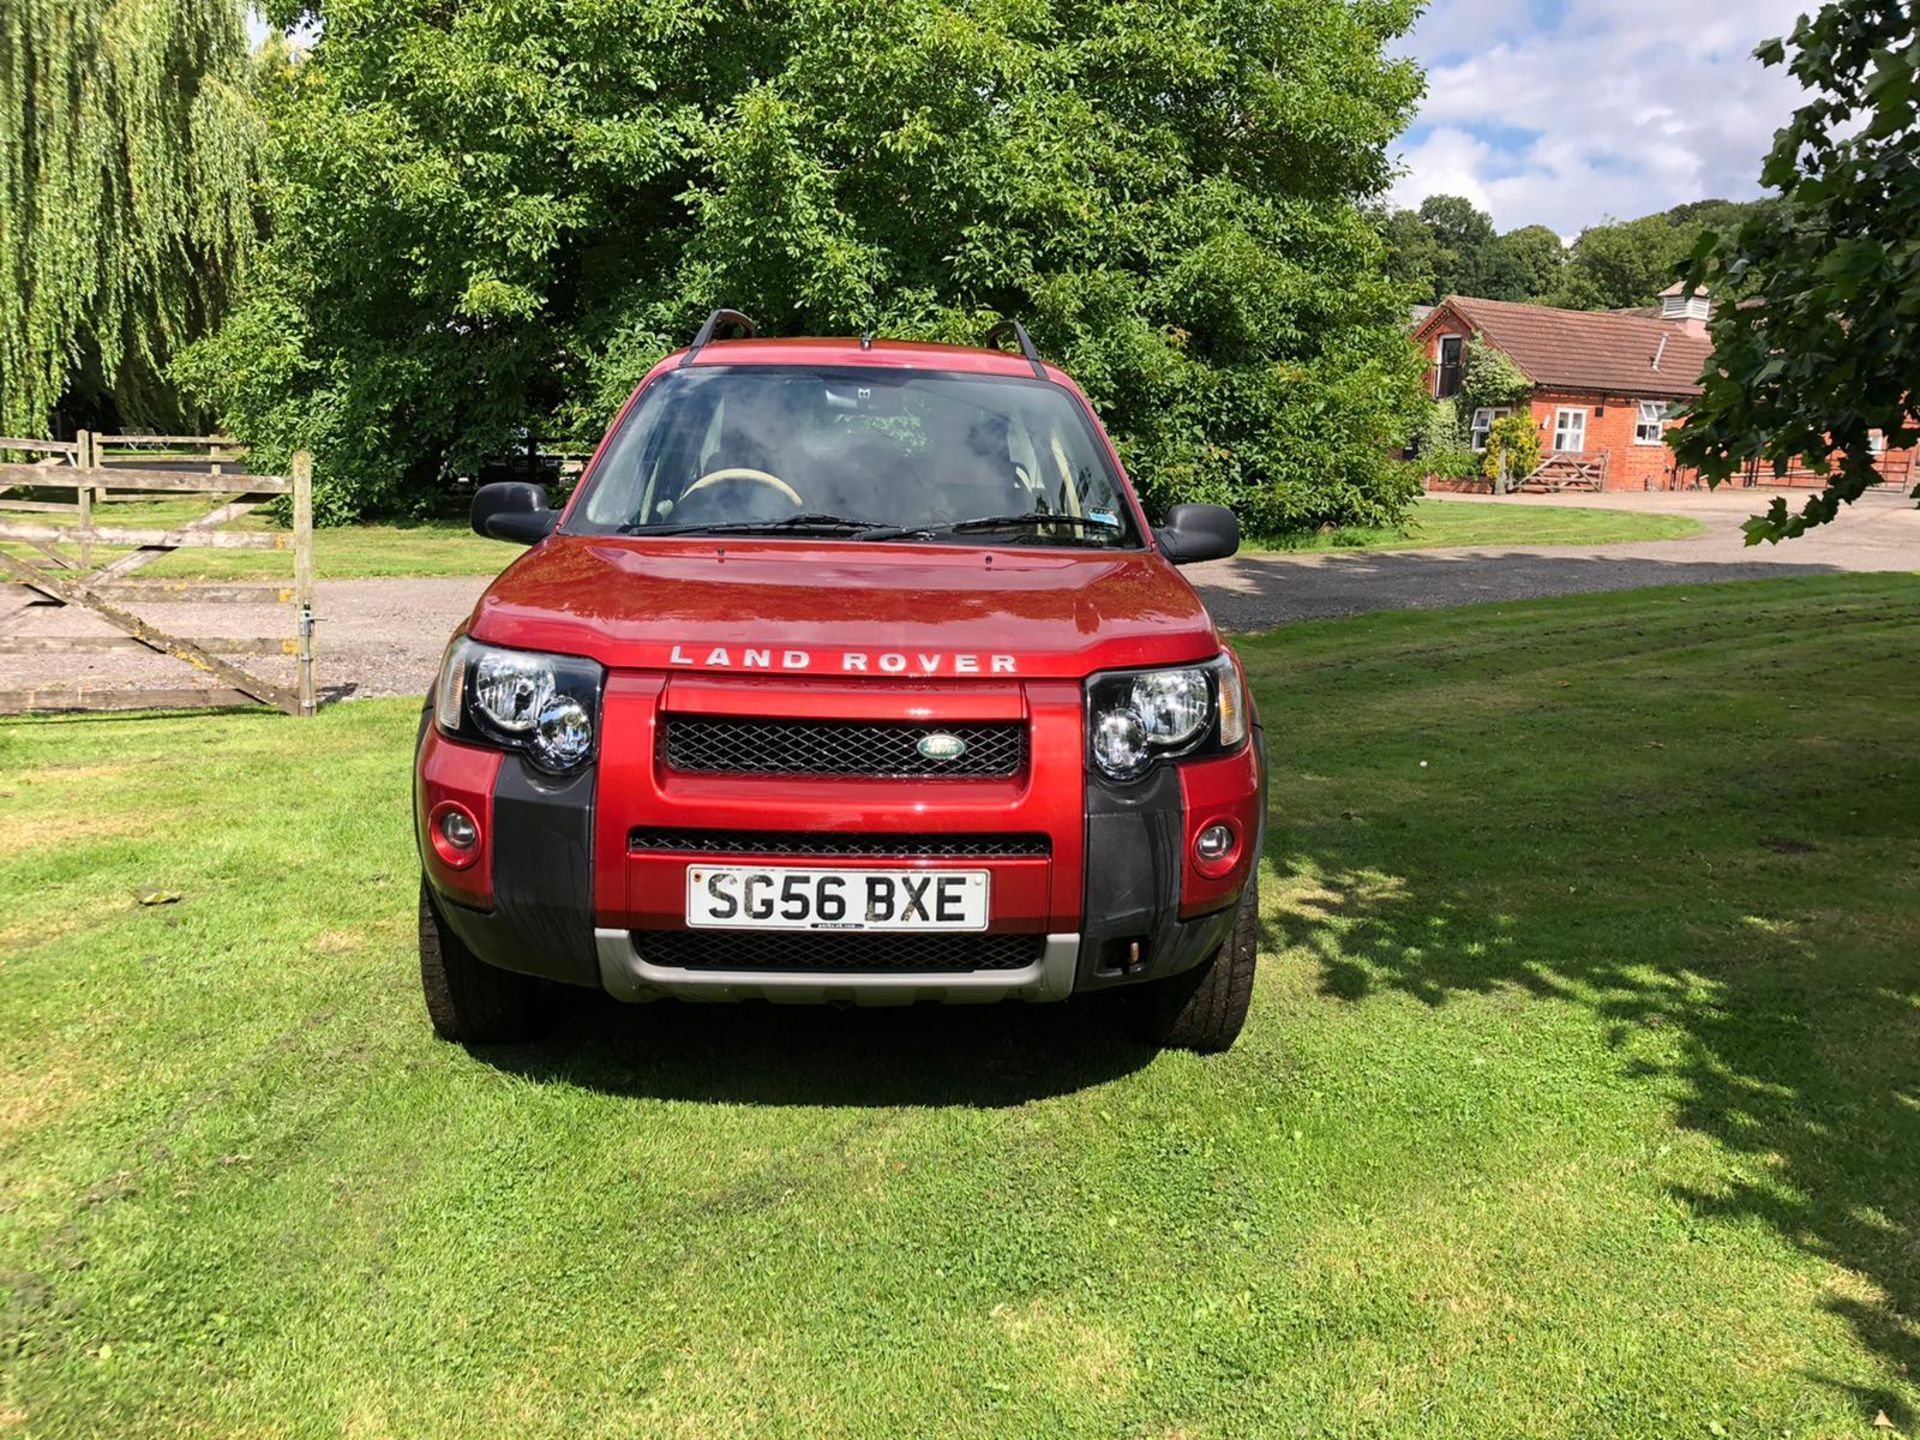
(636, 930, 1045, 974)
(629, 829, 1049, 858)
(664, 717, 1025, 778)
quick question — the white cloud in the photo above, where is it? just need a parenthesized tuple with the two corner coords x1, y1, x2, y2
(1391, 0, 1808, 233)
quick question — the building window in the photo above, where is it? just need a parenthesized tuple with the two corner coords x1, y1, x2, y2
(1635, 401, 1671, 444)
(1435, 336, 1463, 399)
(1470, 407, 1509, 451)
(1552, 408, 1587, 453)
(1868, 429, 1888, 454)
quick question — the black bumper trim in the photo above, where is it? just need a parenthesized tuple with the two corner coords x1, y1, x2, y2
(421, 746, 600, 990)
(1075, 728, 1264, 992)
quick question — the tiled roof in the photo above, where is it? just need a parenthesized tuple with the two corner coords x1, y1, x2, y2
(1445, 295, 1715, 398)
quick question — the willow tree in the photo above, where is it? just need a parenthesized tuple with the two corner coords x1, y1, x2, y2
(0, 0, 260, 435)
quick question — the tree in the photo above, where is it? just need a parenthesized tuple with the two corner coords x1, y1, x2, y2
(1672, 0, 1919, 541)
(0, 0, 260, 435)
(1548, 215, 1696, 310)
(184, 0, 1431, 531)
(1415, 193, 1497, 300)
(1382, 201, 1563, 305)
(1489, 224, 1564, 301)
(1383, 205, 1443, 305)
(1662, 197, 1777, 234)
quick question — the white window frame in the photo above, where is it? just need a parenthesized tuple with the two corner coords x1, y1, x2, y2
(1552, 407, 1587, 453)
(1868, 429, 1888, 455)
(1634, 401, 1671, 445)
(1469, 406, 1509, 452)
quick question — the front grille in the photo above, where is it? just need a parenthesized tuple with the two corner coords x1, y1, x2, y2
(663, 717, 1025, 778)
(629, 828, 1049, 859)
(635, 930, 1045, 974)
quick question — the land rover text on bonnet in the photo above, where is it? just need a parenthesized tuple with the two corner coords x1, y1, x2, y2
(415, 313, 1267, 1052)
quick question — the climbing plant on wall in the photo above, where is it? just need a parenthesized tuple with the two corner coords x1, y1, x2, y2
(0, 0, 261, 433)
(1461, 344, 1532, 414)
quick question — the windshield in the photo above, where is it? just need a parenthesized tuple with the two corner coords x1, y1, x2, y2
(568, 366, 1142, 547)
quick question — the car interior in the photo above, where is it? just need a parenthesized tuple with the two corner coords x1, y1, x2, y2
(581, 369, 1126, 537)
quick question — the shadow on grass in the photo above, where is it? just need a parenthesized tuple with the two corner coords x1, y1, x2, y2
(1228, 574, 1920, 1423)
(1262, 843, 1920, 1428)
(479, 990, 1157, 1108)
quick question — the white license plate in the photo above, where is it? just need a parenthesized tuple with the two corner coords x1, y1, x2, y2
(685, 866, 990, 931)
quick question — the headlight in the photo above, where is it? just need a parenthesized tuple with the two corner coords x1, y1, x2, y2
(1084, 652, 1247, 781)
(435, 637, 604, 773)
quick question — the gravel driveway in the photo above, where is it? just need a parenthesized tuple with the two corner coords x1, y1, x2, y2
(4, 489, 1915, 705)
(1187, 487, 1920, 630)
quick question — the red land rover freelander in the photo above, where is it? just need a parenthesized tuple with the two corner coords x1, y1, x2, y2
(415, 312, 1267, 1052)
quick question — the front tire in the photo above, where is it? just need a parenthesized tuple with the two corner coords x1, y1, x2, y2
(418, 879, 555, 1043)
(1138, 874, 1260, 1053)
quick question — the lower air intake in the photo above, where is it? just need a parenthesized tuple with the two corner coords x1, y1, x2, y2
(633, 930, 1045, 974)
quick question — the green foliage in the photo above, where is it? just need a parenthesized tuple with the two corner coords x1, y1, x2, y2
(1481, 410, 1540, 485)
(187, 0, 1430, 533)
(0, 0, 260, 434)
(1486, 224, 1565, 300)
(1408, 346, 1529, 483)
(1546, 214, 1694, 310)
(1461, 343, 1532, 411)
(1673, 0, 1920, 542)
(1414, 395, 1477, 479)
(1383, 195, 1563, 304)
(1384, 196, 1774, 311)
(1410, 194, 1497, 298)
(1383, 206, 1443, 303)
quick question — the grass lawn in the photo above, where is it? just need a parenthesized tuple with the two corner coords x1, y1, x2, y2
(0, 496, 512, 580)
(2, 574, 1916, 1437)
(3, 495, 1701, 582)
(1256, 496, 1705, 552)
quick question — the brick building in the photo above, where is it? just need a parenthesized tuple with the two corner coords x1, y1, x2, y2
(1411, 285, 1914, 493)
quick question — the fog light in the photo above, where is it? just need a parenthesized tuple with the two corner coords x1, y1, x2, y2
(429, 802, 482, 870)
(1195, 822, 1236, 863)
(440, 809, 478, 851)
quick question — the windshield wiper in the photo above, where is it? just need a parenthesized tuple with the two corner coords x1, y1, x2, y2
(858, 513, 1120, 543)
(619, 513, 893, 538)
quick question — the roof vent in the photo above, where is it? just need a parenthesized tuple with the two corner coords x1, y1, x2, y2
(1658, 283, 1711, 324)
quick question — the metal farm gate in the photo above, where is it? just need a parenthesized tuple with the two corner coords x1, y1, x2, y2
(0, 433, 316, 716)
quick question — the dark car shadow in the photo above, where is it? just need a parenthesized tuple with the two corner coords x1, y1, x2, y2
(473, 990, 1158, 1108)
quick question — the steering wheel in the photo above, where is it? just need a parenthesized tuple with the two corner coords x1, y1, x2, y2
(680, 467, 803, 507)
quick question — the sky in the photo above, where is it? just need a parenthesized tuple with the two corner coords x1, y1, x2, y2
(1389, 0, 1811, 236)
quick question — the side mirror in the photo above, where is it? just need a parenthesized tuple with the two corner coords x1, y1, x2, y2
(472, 482, 557, 545)
(1155, 503, 1239, 565)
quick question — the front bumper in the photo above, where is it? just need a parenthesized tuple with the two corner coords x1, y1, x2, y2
(594, 929, 1083, 1004)
(416, 685, 1264, 1002)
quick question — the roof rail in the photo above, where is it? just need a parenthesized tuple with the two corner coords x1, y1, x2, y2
(985, 319, 1047, 381)
(681, 308, 758, 367)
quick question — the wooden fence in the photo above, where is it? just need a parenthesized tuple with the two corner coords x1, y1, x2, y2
(0, 433, 315, 716)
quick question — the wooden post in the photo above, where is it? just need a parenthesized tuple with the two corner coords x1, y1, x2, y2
(76, 430, 94, 568)
(84, 429, 107, 506)
(292, 450, 316, 716)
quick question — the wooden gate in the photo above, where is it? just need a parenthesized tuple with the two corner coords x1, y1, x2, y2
(0, 433, 316, 716)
